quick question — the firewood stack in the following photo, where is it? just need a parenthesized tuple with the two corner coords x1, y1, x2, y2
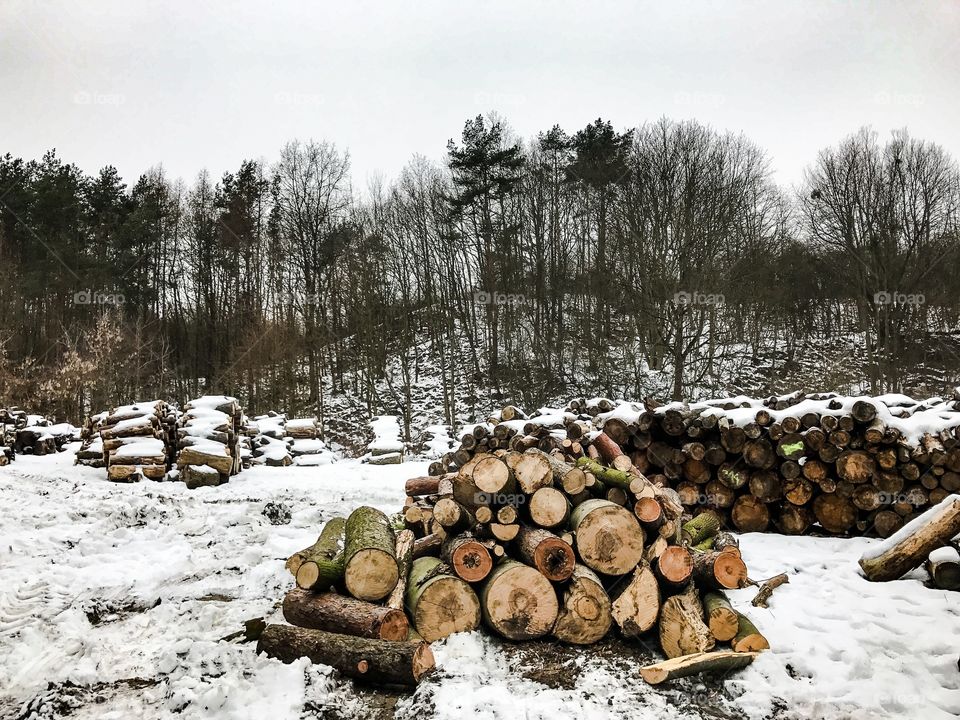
(0, 408, 23, 465)
(76, 411, 108, 468)
(249, 413, 293, 467)
(260, 442, 772, 686)
(99, 401, 176, 482)
(286, 417, 333, 466)
(174, 395, 243, 488)
(438, 394, 960, 538)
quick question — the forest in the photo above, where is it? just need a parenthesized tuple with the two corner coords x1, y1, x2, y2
(1, 116, 958, 431)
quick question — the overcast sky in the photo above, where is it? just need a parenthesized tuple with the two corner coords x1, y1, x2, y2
(2, 0, 958, 191)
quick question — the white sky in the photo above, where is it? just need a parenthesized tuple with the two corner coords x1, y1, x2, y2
(2, 0, 958, 192)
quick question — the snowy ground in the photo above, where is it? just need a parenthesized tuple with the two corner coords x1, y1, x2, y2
(1, 448, 958, 720)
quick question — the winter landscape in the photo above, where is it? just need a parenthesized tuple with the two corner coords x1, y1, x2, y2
(2, 2, 960, 719)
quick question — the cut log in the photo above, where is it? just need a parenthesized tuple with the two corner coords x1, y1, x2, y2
(343, 506, 399, 601)
(514, 526, 575, 581)
(257, 624, 434, 686)
(751, 572, 789, 608)
(692, 550, 748, 590)
(441, 532, 494, 582)
(658, 583, 715, 659)
(926, 545, 960, 590)
(412, 533, 442, 559)
(473, 456, 513, 494)
(859, 494, 960, 581)
(282, 589, 408, 641)
(681, 512, 720, 546)
(702, 591, 739, 641)
(386, 529, 415, 610)
(405, 556, 481, 641)
(507, 450, 553, 494)
(296, 519, 348, 592)
(480, 560, 559, 640)
(731, 495, 770, 532)
(653, 545, 694, 588)
(286, 516, 346, 578)
(611, 560, 660, 637)
(570, 499, 645, 575)
(640, 650, 758, 685)
(553, 565, 613, 645)
(732, 611, 770, 652)
(813, 494, 857, 535)
(528, 487, 571, 529)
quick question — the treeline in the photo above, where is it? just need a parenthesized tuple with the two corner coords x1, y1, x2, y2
(1, 117, 959, 429)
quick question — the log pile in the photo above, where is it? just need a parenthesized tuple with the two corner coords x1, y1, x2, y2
(366, 415, 405, 466)
(0, 408, 25, 465)
(174, 395, 243, 488)
(264, 445, 774, 687)
(437, 394, 960, 538)
(99, 401, 177, 482)
(76, 411, 108, 468)
(247, 413, 293, 467)
(286, 417, 334, 466)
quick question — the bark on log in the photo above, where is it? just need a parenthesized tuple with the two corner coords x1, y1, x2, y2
(441, 532, 494, 582)
(732, 611, 770, 652)
(287, 516, 346, 578)
(859, 495, 960, 581)
(343, 506, 399, 601)
(640, 650, 759, 685)
(692, 550, 748, 590)
(282, 589, 408, 641)
(257, 623, 434, 686)
(702, 591, 738, 641)
(514, 525, 575, 581)
(386, 529, 415, 610)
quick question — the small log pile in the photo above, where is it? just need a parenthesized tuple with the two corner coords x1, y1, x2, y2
(175, 395, 243, 488)
(437, 394, 960, 538)
(264, 444, 774, 687)
(366, 415, 404, 466)
(8, 410, 77, 456)
(0, 408, 25, 465)
(76, 411, 108, 468)
(99, 401, 177, 482)
(246, 413, 293, 467)
(286, 417, 333, 466)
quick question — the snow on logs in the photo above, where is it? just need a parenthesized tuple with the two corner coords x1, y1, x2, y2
(175, 395, 243, 487)
(267, 444, 771, 688)
(437, 394, 960, 539)
(97, 401, 177, 482)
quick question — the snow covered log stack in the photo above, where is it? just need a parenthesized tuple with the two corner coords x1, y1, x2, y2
(366, 415, 404, 465)
(76, 411, 108, 468)
(439, 393, 960, 538)
(262, 450, 773, 687)
(0, 408, 25, 464)
(174, 395, 243, 488)
(99, 401, 177, 482)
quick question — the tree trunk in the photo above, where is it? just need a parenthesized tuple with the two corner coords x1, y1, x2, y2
(640, 650, 759, 685)
(257, 623, 434, 686)
(343, 506, 399, 601)
(282, 588, 408, 641)
(553, 565, 612, 645)
(405, 556, 481, 642)
(480, 560, 559, 640)
(570, 499, 645, 575)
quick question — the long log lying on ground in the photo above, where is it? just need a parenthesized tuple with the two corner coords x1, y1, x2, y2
(859, 494, 960, 581)
(282, 588, 408, 641)
(640, 650, 759, 685)
(257, 623, 434, 686)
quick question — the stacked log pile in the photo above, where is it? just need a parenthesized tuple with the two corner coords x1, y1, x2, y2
(0, 408, 24, 465)
(10, 412, 77, 456)
(262, 442, 774, 687)
(366, 415, 404, 466)
(248, 413, 293, 467)
(286, 417, 334, 466)
(437, 394, 960, 538)
(76, 411, 108, 468)
(175, 396, 243, 488)
(99, 401, 176, 482)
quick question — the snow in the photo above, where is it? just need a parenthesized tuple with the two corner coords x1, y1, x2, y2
(111, 438, 166, 458)
(368, 415, 404, 453)
(859, 495, 959, 562)
(423, 424, 454, 458)
(285, 418, 317, 432)
(1, 450, 958, 719)
(928, 545, 960, 564)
